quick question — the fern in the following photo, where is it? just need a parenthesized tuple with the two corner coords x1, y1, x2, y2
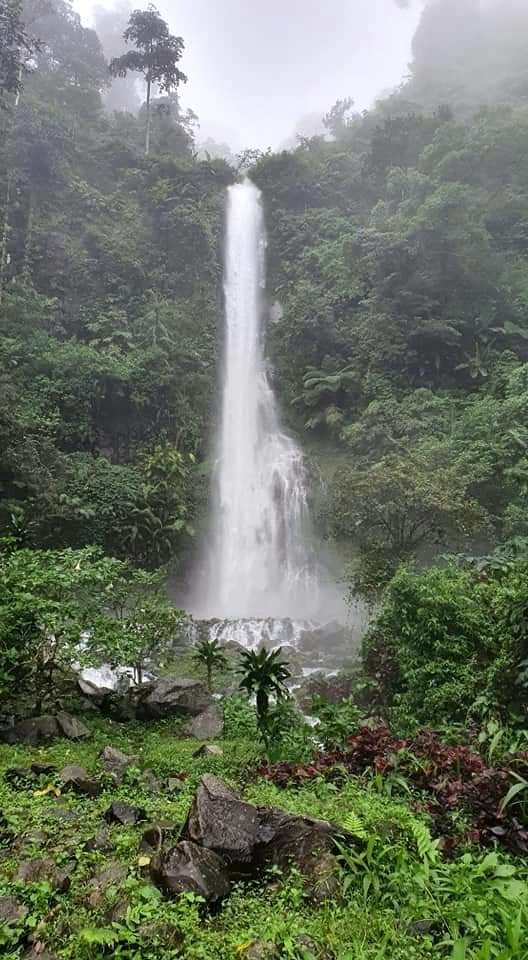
(342, 811, 368, 840)
(409, 820, 438, 861)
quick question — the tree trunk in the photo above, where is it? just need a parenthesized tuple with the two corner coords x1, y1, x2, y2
(23, 189, 35, 281)
(145, 76, 152, 155)
(0, 72, 22, 303)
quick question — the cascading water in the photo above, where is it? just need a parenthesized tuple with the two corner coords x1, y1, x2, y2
(202, 179, 319, 626)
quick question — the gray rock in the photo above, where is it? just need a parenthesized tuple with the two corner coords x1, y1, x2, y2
(140, 820, 177, 855)
(193, 743, 224, 758)
(184, 704, 224, 740)
(240, 943, 279, 960)
(56, 711, 90, 740)
(99, 745, 138, 783)
(60, 764, 102, 797)
(24, 951, 58, 960)
(256, 808, 340, 902)
(183, 774, 260, 864)
(84, 827, 113, 853)
(43, 805, 79, 822)
(0, 894, 28, 924)
(105, 801, 147, 826)
(141, 768, 162, 794)
(78, 676, 113, 701)
(15, 858, 73, 891)
(0, 712, 89, 745)
(167, 776, 186, 794)
(135, 677, 212, 721)
(87, 861, 128, 908)
(150, 840, 230, 903)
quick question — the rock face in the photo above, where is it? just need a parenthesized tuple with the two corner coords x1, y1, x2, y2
(0, 713, 90, 745)
(134, 678, 211, 721)
(150, 841, 230, 903)
(183, 704, 224, 740)
(180, 775, 341, 900)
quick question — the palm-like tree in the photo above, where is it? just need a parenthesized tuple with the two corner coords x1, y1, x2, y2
(238, 647, 291, 746)
(192, 637, 228, 692)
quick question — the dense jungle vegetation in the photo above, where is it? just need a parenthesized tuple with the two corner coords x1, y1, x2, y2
(2, 1, 528, 958)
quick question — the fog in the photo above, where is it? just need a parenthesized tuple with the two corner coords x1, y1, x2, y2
(72, 0, 421, 149)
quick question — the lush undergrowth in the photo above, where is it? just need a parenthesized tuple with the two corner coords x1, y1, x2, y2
(1, 711, 527, 960)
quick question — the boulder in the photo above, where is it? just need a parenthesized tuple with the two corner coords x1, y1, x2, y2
(99, 745, 138, 783)
(84, 827, 113, 853)
(0, 712, 90, 745)
(42, 805, 78, 823)
(0, 894, 28, 924)
(15, 858, 73, 891)
(105, 801, 147, 826)
(141, 768, 162, 794)
(183, 704, 224, 740)
(87, 861, 128, 908)
(183, 774, 260, 865)
(182, 775, 341, 898)
(59, 764, 102, 798)
(56, 711, 91, 740)
(255, 808, 340, 901)
(193, 743, 223, 758)
(134, 677, 212, 721)
(78, 676, 113, 702)
(150, 840, 230, 903)
(140, 821, 177, 855)
(240, 943, 278, 960)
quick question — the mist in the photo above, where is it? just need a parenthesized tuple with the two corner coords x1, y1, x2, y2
(72, 0, 421, 149)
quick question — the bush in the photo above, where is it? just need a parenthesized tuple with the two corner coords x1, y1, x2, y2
(362, 560, 528, 727)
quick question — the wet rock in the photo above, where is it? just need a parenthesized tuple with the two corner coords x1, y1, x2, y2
(193, 743, 224, 758)
(184, 704, 224, 740)
(105, 801, 147, 826)
(150, 840, 230, 903)
(0, 712, 89, 745)
(15, 858, 74, 891)
(99, 745, 138, 783)
(134, 677, 212, 721)
(183, 774, 259, 864)
(87, 861, 128, 908)
(0, 894, 28, 924)
(256, 808, 340, 901)
(295, 670, 357, 711)
(59, 764, 102, 797)
(140, 821, 177, 855)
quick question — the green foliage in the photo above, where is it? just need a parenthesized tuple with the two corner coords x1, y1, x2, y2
(238, 647, 292, 749)
(192, 637, 228, 692)
(363, 558, 528, 727)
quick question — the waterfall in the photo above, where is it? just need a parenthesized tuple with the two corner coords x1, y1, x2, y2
(203, 179, 318, 621)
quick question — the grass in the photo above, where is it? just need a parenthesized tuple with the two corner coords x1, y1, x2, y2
(0, 712, 527, 959)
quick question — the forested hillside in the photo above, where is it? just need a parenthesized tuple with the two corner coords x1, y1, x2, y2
(0, 0, 233, 568)
(253, 0, 528, 596)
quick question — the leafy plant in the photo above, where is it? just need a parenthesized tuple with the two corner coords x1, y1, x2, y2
(192, 637, 228, 692)
(238, 647, 292, 749)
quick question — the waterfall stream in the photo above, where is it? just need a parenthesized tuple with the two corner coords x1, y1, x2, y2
(202, 179, 319, 623)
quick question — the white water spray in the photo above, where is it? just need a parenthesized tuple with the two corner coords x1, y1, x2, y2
(202, 180, 318, 620)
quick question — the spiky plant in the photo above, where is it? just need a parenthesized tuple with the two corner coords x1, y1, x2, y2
(192, 637, 228, 692)
(238, 646, 291, 747)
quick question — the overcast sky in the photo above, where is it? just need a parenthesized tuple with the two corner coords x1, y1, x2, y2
(72, 0, 422, 149)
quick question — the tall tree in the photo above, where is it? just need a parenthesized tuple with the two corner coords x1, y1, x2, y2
(109, 4, 186, 155)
